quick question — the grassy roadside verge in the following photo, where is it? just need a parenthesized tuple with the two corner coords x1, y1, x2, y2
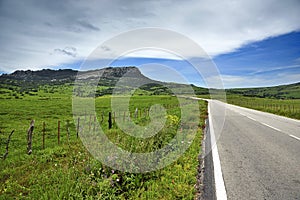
(0, 94, 207, 199)
(198, 94, 300, 120)
(226, 95, 300, 120)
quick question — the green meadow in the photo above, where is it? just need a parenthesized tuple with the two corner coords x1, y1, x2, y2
(0, 84, 207, 199)
(221, 82, 300, 119)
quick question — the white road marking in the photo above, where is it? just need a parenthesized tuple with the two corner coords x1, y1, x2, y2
(208, 104, 227, 200)
(289, 134, 300, 141)
(237, 112, 245, 116)
(237, 109, 300, 142)
(246, 116, 257, 121)
(260, 122, 282, 132)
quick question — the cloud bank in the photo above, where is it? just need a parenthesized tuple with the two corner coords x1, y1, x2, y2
(0, 0, 300, 74)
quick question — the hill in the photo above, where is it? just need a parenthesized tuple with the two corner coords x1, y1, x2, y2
(0, 67, 208, 96)
(3, 67, 298, 99)
(0, 67, 144, 83)
(226, 82, 300, 99)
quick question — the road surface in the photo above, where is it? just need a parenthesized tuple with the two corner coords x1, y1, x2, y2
(206, 100, 300, 200)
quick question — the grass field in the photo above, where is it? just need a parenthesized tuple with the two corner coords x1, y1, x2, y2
(0, 86, 207, 199)
(197, 93, 300, 120)
(226, 95, 300, 120)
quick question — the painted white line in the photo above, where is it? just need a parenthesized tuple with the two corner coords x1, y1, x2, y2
(246, 116, 257, 122)
(289, 134, 300, 141)
(260, 122, 282, 132)
(208, 104, 227, 200)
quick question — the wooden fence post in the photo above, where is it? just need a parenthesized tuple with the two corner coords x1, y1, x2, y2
(108, 112, 112, 129)
(77, 117, 80, 138)
(2, 130, 14, 160)
(42, 122, 45, 149)
(27, 120, 34, 155)
(113, 112, 116, 124)
(58, 120, 60, 145)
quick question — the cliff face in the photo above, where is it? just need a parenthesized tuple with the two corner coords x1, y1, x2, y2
(0, 66, 145, 82)
(76, 67, 145, 80)
(101, 67, 142, 78)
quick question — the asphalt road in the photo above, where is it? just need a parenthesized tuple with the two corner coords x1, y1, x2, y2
(207, 100, 300, 200)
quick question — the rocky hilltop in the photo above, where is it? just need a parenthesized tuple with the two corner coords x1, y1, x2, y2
(0, 66, 209, 96)
(0, 66, 145, 82)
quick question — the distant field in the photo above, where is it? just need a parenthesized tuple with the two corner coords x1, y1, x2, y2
(209, 82, 300, 119)
(0, 86, 207, 199)
(226, 82, 300, 99)
(225, 95, 300, 120)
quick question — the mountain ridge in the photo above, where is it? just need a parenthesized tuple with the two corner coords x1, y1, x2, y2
(0, 66, 208, 96)
(0, 67, 299, 99)
(0, 66, 144, 81)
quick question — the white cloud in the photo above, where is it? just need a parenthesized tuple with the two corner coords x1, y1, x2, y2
(0, 0, 300, 73)
(220, 73, 300, 88)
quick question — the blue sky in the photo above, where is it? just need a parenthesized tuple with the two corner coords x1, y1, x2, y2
(215, 32, 300, 75)
(59, 31, 300, 88)
(0, 0, 300, 88)
(213, 31, 300, 88)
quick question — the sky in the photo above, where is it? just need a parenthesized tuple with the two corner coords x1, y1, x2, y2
(0, 0, 300, 88)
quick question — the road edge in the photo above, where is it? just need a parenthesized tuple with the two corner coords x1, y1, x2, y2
(196, 117, 209, 200)
(208, 102, 228, 200)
